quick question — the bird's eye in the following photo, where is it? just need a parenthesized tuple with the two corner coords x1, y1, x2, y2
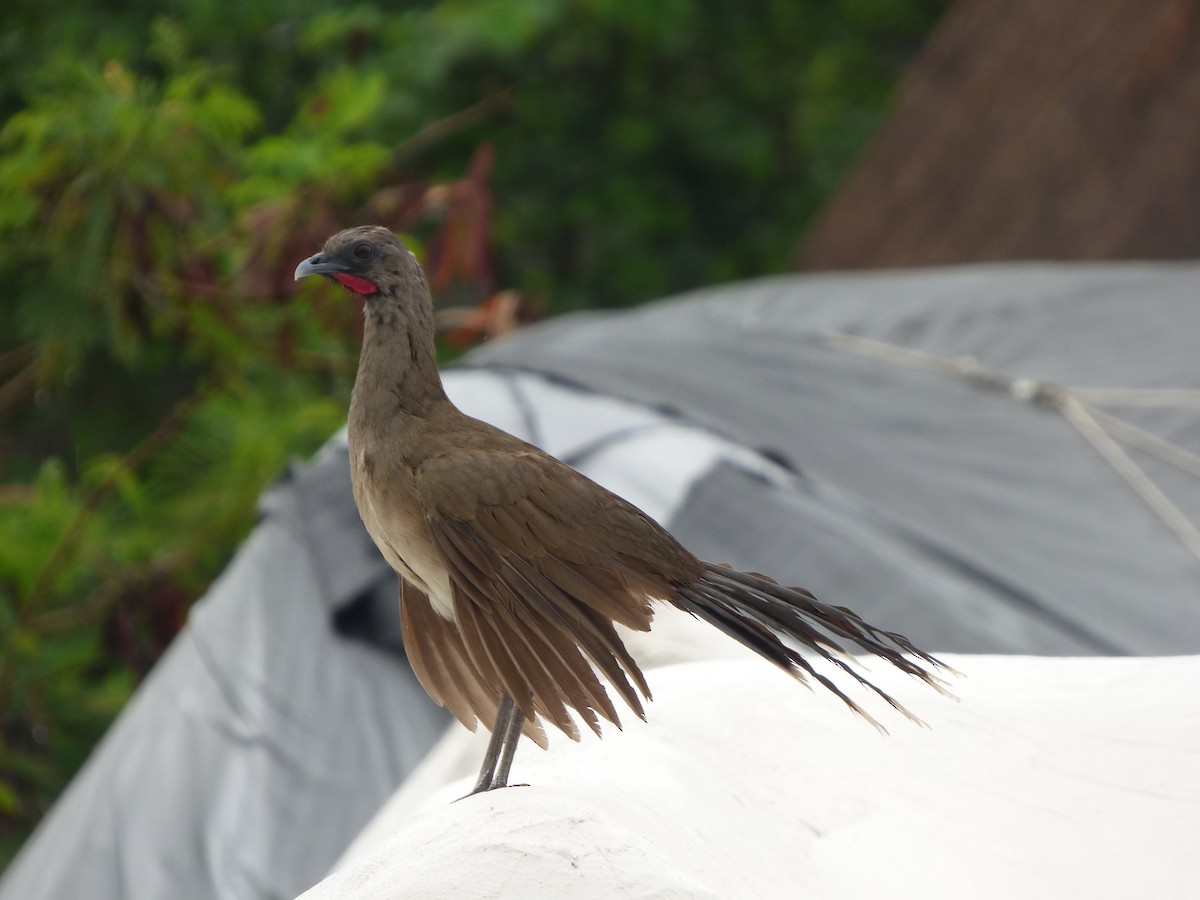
(352, 241, 373, 261)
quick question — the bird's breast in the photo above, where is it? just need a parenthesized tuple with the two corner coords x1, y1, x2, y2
(350, 443, 456, 621)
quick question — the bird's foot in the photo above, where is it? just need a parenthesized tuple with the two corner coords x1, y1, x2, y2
(454, 781, 528, 802)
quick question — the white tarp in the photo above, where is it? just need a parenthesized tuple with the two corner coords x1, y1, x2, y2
(302, 652, 1200, 900)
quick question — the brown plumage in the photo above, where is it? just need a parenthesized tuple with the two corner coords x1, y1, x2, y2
(295, 226, 951, 794)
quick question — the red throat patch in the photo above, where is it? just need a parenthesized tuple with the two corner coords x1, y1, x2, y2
(331, 272, 379, 295)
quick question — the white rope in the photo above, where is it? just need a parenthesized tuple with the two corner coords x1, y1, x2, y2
(1056, 395, 1200, 560)
(825, 330, 1200, 565)
(1070, 387, 1200, 407)
(1086, 407, 1200, 479)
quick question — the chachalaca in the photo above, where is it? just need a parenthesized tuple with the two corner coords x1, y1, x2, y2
(295, 225, 951, 795)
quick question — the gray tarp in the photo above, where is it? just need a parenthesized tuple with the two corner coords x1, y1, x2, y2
(3, 261, 1198, 899)
(468, 261, 1200, 654)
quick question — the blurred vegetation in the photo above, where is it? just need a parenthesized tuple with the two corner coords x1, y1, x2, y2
(0, 0, 945, 867)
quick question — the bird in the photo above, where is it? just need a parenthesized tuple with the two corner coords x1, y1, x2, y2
(295, 225, 951, 795)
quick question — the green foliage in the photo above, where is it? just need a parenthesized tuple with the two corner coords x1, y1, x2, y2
(0, 0, 945, 868)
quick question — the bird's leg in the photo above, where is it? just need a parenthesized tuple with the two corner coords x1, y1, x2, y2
(490, 696, 526, 790)
(468, 693, 525, 795)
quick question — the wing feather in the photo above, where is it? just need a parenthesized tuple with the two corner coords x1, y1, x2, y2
(427, 514, 656, 740)
(399, 578, 548, 747)
(413, 446, 706, 741)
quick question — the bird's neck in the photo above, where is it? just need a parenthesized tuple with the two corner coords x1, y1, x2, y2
(350, 290, 448, 433)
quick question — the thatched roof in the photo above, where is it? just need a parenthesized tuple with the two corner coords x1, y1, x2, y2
(799, 0, 1200, 268)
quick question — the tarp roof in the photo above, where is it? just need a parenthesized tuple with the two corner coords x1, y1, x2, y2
(467, 260, 1200, 654)
(305, 653, 1200, 900)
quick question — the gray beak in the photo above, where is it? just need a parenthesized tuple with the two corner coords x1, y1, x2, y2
(294, 253, 345, 281)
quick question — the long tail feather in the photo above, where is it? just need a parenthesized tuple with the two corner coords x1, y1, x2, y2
(670, 563, 957, 729)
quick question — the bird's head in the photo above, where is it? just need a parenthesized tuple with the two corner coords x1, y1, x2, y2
(293, 226, 420, 298)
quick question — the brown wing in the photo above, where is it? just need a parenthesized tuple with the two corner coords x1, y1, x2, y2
(415, 445, 702, 741)
(399, 578, 549, 747)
